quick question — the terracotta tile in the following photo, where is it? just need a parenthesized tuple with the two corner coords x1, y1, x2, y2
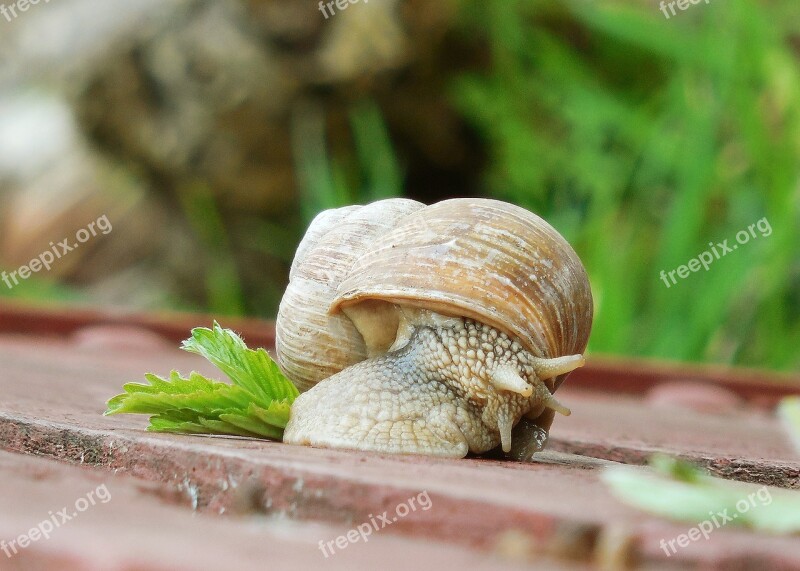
(550, 388, 800, 488)
(0, 451, 542, 571)
(0, 316, 798, 568)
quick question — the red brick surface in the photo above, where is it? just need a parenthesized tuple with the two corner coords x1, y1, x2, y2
(0, 451, 544, 571)
(0, 314, 799, 569)
(550, 387, 800, 488)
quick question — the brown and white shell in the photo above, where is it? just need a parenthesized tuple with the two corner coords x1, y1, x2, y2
(275, 198, 424, 391)
(276, 197, 593, 393)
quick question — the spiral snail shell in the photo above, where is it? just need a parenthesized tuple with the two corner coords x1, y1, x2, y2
(277, 198, 593, 457)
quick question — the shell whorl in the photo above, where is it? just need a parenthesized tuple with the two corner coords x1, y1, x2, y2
(277, 198, 593, 393)
(275, 198, 424, 390)
(331, 199, 593, 388)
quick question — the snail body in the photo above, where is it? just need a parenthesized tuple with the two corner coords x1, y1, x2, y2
(277, 198, 593, 457)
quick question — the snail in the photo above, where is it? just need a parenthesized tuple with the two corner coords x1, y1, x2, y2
(277, 198, 593, 458)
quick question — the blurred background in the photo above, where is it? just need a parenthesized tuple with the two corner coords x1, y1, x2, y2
(0, 0, 797, 370)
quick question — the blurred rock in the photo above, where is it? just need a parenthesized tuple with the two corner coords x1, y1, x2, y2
(0, 0, 179, 88)
(0, 0, 479, 314)
(0, 92, 173, 305)
(0, 93, 76, 181)
(316, 0, 408, 83)
(68, 0, 468, 215)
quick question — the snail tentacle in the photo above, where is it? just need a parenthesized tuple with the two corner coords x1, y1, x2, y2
(284, 317, 582, 456)
(277, 198, 593, 457)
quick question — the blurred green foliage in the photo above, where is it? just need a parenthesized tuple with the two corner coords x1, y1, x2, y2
(449, 0, 800, 369)
(4, 0, 797, 372)
(292, 99, 405, 225)
(296, 0, 800, 371)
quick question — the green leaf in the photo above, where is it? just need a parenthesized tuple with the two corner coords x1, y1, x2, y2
(105, 323, 299, 441)
(219, 410, 284, 440)
(148, 418, 221, 435)
(778, 397, 800, 454)
(105, 372, 252, 416)
(180, 321, 299, 404)
(602, 455, 800, 534)
(250, 401, 292, 428)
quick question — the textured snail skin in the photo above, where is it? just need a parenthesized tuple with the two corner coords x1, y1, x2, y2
(283, 316, 576, 457)
(277, 198, 592, 458)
